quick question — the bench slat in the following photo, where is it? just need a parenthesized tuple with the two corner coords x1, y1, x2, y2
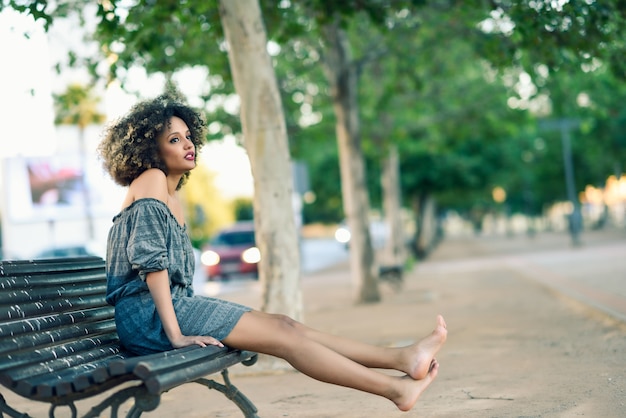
(4, 339, 122, 388)
(10, 342, 123, 397)
(0, 258, 104, 276)
(0, 279, 106, 304)
(0, 294, 108, 322)
(1, 329, 119, 372)
(143, 350, 256, 394)
(0, 268, 106, 288)
(71, 352, 132, 390)
(36, 349, 129, 398)
(0, 318, 116, 359)
(0, 306, 113, 340)
(107, 345, 201, 376)
(133, 345, 228, 379)
(8, 350, 133, 399)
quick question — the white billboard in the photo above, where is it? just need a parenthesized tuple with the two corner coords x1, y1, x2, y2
(1, 152, 123, 259)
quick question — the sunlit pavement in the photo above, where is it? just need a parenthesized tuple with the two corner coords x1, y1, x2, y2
(420, 228, 626, 323)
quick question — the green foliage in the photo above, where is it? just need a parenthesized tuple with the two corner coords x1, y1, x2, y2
(349, 5, 520, 217)
(0, 0, 73, 31)
(94, 0, 225, 81)
(301, 152, 345, 223)
(53, 83, 106, 127)
(6, 0, 626, 224)
(233, 198, 254, 221)
(478, 1, 626, 79)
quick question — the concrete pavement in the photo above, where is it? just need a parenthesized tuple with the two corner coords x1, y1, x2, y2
(3, 228, 626, 417)
(422, 228, 626, 323)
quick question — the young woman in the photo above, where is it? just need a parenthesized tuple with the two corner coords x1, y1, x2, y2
(98, 94, 447, 412)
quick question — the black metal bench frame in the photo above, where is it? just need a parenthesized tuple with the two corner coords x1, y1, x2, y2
(0, 257, 258, 418)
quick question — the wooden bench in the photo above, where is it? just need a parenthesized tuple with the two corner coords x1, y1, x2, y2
(0, 257, 259, 418)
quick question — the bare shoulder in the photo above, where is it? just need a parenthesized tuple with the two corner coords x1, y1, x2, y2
(129, 169, 168, 203)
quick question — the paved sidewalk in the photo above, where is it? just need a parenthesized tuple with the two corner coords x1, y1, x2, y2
(4, 229, 626, 417)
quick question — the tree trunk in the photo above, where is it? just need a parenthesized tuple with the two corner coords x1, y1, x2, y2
(419, 194, 437, 255)
(381, 145, 406, 267)
(218, 0, 302, 321)
(411, 192, 437, 258)
(321, 21, 380, 304)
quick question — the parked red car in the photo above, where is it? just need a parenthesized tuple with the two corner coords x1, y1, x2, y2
(200, 222, 260, 280)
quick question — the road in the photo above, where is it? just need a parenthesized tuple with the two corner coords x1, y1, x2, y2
(193, 237, 349, 297)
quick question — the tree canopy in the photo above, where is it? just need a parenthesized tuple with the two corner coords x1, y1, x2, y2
(4, 0, 626, 225)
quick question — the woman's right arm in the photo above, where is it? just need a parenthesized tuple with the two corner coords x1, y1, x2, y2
(132, 170, 223, 349)
(146, 270, 224, 349)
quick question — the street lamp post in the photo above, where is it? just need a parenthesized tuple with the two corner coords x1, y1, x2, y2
(539, 118, 582, 246)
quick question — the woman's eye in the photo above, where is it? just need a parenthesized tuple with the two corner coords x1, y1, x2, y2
(170, 137, 180, 143)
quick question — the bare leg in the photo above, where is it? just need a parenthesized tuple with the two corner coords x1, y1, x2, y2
(294, 314, 447, 380)
(222, 311, 443, 410)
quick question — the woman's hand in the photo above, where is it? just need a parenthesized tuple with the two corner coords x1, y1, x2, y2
(170, 334, 224, 349)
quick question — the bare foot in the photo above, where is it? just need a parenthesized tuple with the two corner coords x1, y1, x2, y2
(393, 359, 439, 411)
(405, 315, 447, 380)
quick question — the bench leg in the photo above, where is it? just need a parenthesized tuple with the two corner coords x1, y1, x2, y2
(0, 393, 31, 418)
(125, 387, 160, 418)
(49, 403, 77, 418)
(81, 384, 158, 418)
(194, 369, 259, 418)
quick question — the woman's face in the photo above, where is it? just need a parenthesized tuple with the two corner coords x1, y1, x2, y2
(157, 116, 196, 175)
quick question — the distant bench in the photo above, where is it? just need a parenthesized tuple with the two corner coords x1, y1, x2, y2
(378, 264, 403, 290)
(0, 257, 258, 418)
